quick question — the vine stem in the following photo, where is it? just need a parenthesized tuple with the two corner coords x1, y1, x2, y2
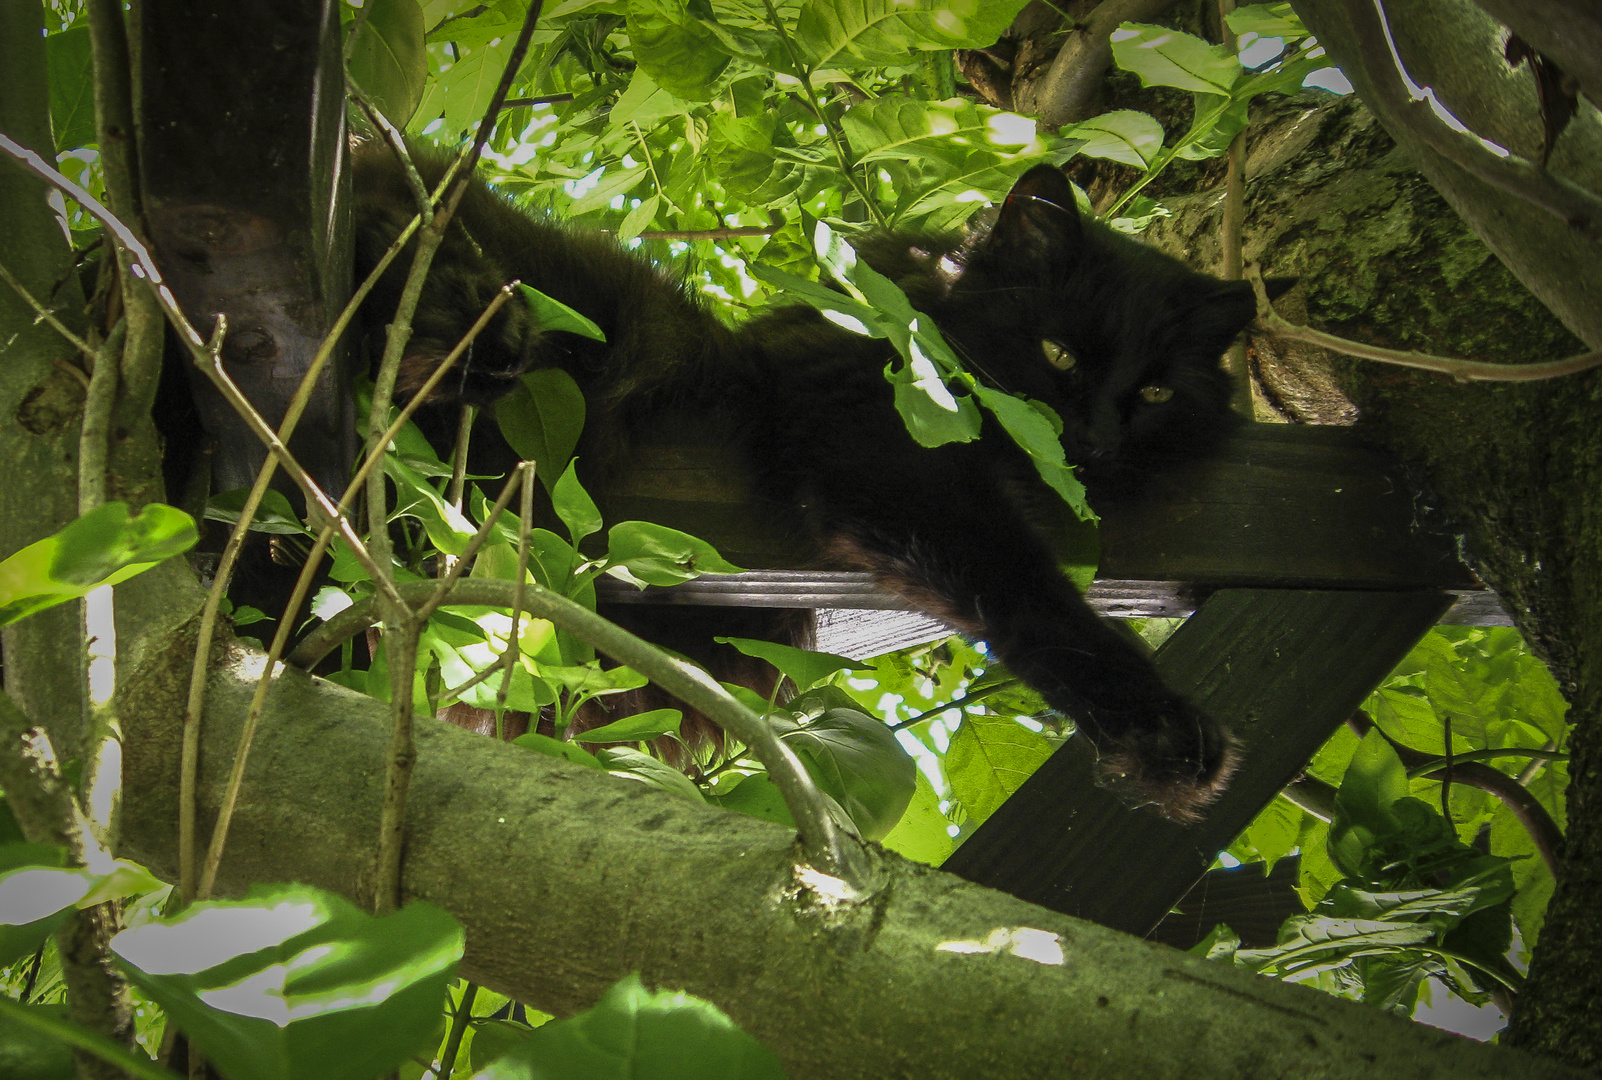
(1246, 262, 1602, 381)
(290, 579, 880, 898)
(195, 286, 514, 904)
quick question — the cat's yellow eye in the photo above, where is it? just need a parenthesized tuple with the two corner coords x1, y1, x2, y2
(1139, 385, 1174, 404)
(1041, 339, 1076, 371)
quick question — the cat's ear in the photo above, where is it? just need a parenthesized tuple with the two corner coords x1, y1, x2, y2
(986, 165, 1083, 268)
(1201, 276, 1299, 337)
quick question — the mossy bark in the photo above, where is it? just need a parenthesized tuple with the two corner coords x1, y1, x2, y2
(1143, 76, 1602, 1067)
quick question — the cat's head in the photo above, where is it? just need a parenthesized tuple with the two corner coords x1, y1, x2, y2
(939, 166, 1290, 489)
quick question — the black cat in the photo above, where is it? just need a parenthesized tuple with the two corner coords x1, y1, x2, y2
(353, 146, 1270, 820)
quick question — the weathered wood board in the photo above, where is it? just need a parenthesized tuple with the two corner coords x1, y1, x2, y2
(939, 588, 1454, 935)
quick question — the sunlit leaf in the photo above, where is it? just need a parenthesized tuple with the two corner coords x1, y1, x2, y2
(475, 973, 784, 1079)
(604, 521, 743, 587)
(113, 887, 463, 1080)
(1111, 23, 1241, 94)
(626, 0, 731, 101)
(0, 503, 198, 625)
(796, 0, 1031, 69)
(714, 637, 871, 691)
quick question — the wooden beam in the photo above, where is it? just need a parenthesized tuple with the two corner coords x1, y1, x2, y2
(596, 424, 1492, 609)
(939, 588, 1454, 937)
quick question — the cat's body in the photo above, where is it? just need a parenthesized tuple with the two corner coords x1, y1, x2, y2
(353, 145, 1260, 818)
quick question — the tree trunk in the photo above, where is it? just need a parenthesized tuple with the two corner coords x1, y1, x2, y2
(1137, 39, 1602, 1064)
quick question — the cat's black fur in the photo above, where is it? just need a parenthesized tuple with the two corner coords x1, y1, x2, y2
(354, 145, 1265, 819)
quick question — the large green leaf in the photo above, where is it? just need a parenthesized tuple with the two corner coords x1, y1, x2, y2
(944, 715, 1055, 828)
(1064, 109, 1165, 168)
(0, 503, 197, 625)
(205, 488, 313, 537)
(475, 974, 784, 1079)
(384, 453, 475, 555)
(517, 284, 608, 342)
(576, 707, 683, 743)
(113, 887, 463, 1080)
(45, 25, 95, 152)
(878, 768, 952, 866)
(626, 0, 731, 101)
(796, 0, 1031, 68)
(551, 459, 603, 547)
(714, 636, 872, 691)
(972, 386, 1093, 521)
(603, 521, 743, 587)
(0, 1001, 75, 1080)
(495, 368, 588, 490)
(776, 687, 915, 841)
(598, 746, 707, 802)
(844, 97, 1043, 165)
(1110, 23, 1240, 94)
(347, 0, 428, 127)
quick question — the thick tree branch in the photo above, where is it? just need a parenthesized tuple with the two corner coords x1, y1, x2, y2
(1339, 0, 1602, 240)
(1017, 0, 1181, 127)
(114, 653, 1590, 1080)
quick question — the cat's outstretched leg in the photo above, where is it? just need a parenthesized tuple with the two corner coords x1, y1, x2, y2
(808, 442, 1236, 821)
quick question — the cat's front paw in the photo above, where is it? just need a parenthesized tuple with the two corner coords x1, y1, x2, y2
(1081, 699, 1238, 823)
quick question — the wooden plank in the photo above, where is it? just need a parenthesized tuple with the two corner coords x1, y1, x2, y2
(595, 572, 1511, 625)
(597, 423, 1481, 594)
(938, 588, 1453, 937)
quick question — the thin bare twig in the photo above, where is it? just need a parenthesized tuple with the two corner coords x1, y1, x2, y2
(194, 284, 513, 903)
(493, 463, 536, 739)
(636, 226, 778, 241)
(1245, 263, 1602, 381)
(0, 258, 97, 361)
(348, 77, 432, 221)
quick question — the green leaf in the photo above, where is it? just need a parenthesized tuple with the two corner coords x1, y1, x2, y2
(617, 192, 661, 240)
(844, 97, 1046, 164)
(409, 37, 512, 137)
(1110, 23, 1241, 95)
(604, 521, 744, 587)
(205, 488, 312, 536)
(878, 767, 952, 866)
(713, 637, 872, 691)
(112, 887, 463, 1080)
(512, 732, 605, 768)
(495, 368, 588, 488)
(384, 453, 475, 555)
(475, 973, 784, 1079)
(1328, 729, 1411, 877)
(0, 1001, 75, 1080)
(610, 69, 696, 127)
(708, 772, 796, 828)
(517, 284, 608, 342)
(45, 25, 95, 152)
(796, 0, 1032, 68)
(772, 687, 915, 840)
(1224, 2, 1307, 41)
(551, 459, 603, 547)
(597, 746, 706, 803)
(972, 386, 1094, 521)
(944, 715, 1055, 829)
(577, 708, 684, 743)
(626, 0, 731, 101)
(887, 356, 983, 447)
(565, 164, 648, 215)
(348, 0, 428, 127)
(0, 503, 198, 625)
(469, 1018, 538, 1073)
(1063, 109, 1165, 167)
